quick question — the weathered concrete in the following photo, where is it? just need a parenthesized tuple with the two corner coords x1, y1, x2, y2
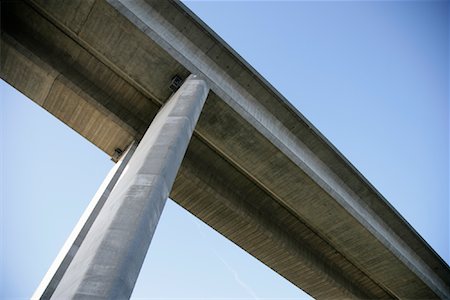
(1, 0, 449, 299)
(50, 75, 209, 299)
(32, 143, 136, 299)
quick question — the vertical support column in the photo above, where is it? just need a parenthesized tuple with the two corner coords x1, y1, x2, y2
(51, 74, 209, 299)
(32, 142, 137, 300)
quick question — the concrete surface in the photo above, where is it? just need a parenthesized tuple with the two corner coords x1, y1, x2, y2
(32, 143, 137, 299)
(51, 75, 208, 299)
(1, 0, 449, 298)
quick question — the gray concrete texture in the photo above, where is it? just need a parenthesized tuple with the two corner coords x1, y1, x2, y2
(32, 143, 137, 299)
(50, 75, 209, 299)
(1, 0, 449, 299)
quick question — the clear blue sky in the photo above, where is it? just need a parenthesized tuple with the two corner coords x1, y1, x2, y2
(1, 1, 448, 299)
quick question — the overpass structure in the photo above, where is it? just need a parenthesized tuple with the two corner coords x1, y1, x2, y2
(1, 1, 449, 299)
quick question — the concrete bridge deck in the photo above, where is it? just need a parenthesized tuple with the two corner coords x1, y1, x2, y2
(1, 0, 449, 298)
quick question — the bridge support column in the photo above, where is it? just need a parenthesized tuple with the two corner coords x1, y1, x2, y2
(41, 74, 208, 299)
(33, 142, 137, 299)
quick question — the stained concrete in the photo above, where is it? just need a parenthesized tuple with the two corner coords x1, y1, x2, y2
(1, 0, 449, 299)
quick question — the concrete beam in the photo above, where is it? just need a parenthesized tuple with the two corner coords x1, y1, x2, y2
(51, 75, 209, 299)
(105, 1, 450, 298)
(2, 1, 449, 298)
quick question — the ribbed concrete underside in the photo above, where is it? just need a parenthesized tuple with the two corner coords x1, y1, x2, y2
(1, 1, 449, 299)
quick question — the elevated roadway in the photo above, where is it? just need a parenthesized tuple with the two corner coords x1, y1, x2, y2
(1, 0, 449, 298)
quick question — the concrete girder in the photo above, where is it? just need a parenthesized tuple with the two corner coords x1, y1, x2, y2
(0, 19, 388, 298)
(1, 0, 449, 299)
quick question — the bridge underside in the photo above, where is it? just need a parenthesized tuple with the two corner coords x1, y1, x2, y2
(2, 0, 449, 299)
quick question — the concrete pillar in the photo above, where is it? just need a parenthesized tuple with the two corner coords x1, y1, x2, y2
(50, 74, 209, 299)
(32, 142, 137, 300)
